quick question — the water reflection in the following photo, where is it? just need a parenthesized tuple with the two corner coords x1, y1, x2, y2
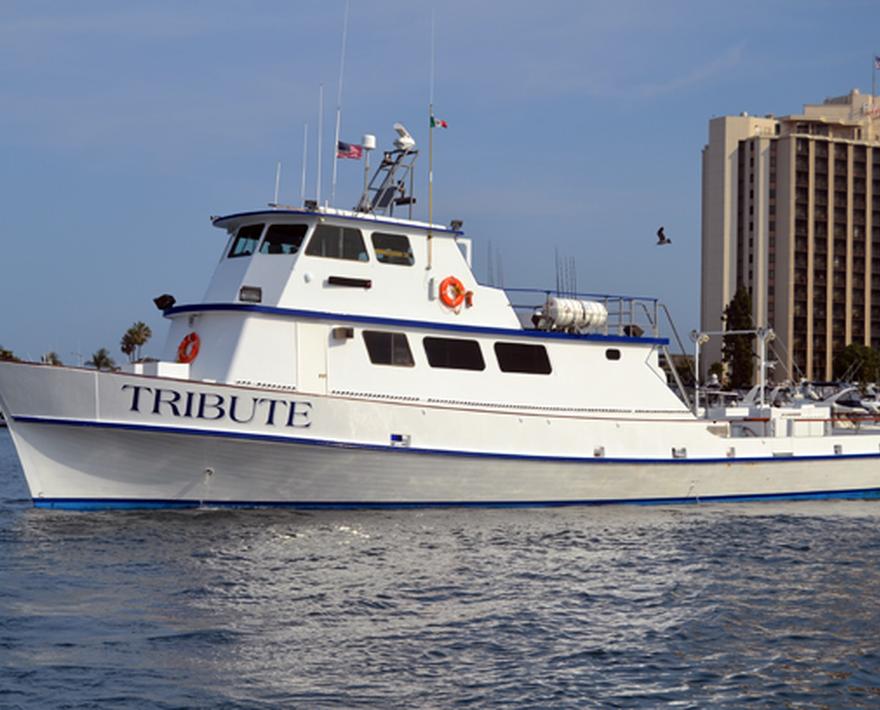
(3, 433, 880, 707)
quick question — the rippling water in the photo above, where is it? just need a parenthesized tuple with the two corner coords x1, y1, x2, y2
(2, 429, 880, 707)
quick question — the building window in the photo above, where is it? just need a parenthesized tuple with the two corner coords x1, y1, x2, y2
(228, 223, 265, 258)
(362, 331, 414, 367)
(259, 224, 308, 255)
(423, 337, 485, 370)
(305, 225, 368, 261)
(371, 232, 414, 266)
(494, 342, 552, 374)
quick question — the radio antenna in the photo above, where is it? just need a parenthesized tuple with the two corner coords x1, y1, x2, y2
(330, 0, 350, 206)
(300, 122, 308, 204)
(427, 10, 436, 269)
(316, 84, 324, 206)
(273, 161, 281, 206)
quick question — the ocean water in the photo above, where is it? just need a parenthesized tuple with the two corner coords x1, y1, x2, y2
(2, 429, 880, 708)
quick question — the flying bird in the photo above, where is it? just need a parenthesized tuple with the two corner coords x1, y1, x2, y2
(656, 227, 671, 246)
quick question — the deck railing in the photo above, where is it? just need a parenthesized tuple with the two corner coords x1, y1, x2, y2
(503, 288, 662, 338)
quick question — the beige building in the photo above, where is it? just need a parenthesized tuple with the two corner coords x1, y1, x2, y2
(701, 89, 880, 382)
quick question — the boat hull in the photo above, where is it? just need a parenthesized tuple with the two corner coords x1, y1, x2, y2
(3, 362, 880, 509)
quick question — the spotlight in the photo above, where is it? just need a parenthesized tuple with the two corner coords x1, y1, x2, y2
(153, 294, 176, 311)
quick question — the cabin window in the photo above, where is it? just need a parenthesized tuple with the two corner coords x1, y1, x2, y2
(260, 224, 308, 255)
(372, 232, 414, 266)
(606, 349, 621, 361)
(494, 342, 552, 374)
(305, 224, 368, 261)
(423, 337, 485, 371)
(228, 223, 265, 258)
(363, 331, 414, 367)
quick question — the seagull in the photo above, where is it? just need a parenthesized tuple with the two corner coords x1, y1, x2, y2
(656, 226, 671, 246)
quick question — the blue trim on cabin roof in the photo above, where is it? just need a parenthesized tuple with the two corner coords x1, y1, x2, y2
(212, 209, 463, 236)
(14, 415, 880, 466)
(163, 303, 669, 345)
(32, 487, 880, 511)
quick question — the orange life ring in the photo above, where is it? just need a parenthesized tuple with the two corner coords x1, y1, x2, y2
(439, 276, 466, 309)
(177, 332, 200, 364)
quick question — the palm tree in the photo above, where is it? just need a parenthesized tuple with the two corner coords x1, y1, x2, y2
(41, 351, 63, 366)
(86, 348, 116, 371)
(124, 322, 152, 362)
(120, 332, 136, 363)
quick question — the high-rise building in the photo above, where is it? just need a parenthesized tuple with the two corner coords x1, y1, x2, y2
(701, 89, 880, 382)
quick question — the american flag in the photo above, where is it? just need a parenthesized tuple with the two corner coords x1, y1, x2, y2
(336, 141, 363, 159)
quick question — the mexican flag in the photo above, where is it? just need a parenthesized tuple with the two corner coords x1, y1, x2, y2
(430, 116, 448, 128)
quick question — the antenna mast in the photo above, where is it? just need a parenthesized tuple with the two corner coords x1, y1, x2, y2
(300, 122, 309, 204)
(330, 0, 351, 206)
(273, 161, 281, 206)
(427, 11, 436, 269)
(316, 84, 324, 205)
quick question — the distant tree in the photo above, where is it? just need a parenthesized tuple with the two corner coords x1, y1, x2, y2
(120, 332, 136, 363)
(833, 343, 880, 383)
(86, 348, 116, 371)
(41, 351, 63, 366)
(122, 321, 152, 362)
(0, 345, 18, 362)
(721, 287, 754, 389)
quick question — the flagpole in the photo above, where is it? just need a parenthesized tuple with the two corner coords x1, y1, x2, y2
(427, 11, 435, 271)
(330, 0, 350, 207)
(428, 103, 434, 270)
(873, 55, 877, 111)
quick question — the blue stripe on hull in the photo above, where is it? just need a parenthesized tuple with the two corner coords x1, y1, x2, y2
(33, 488, 880, 511)
(13, 415, 880, 466)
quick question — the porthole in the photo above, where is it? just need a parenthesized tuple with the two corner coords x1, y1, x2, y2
(606, 349, 621, 361)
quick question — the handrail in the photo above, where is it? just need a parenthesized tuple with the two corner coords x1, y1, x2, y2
(503, 286, 660, 303)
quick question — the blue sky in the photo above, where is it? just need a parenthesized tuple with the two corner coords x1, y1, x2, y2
(2, 1, 879, 362)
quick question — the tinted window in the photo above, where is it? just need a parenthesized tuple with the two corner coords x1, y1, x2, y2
(494, 342, 552, 374)
(372, 232, 414, 265)
(260, 224, 308, 255)
(228, 223, 264, 258)
(363, 331, 414, 367)
(606, 349, 621, 361)
(305, 224, 368, 261)
(423, 337, 485, 371)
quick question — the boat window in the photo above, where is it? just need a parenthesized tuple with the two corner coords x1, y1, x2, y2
(305, 224, 368, 261)
(260, 224, 308, 255)
(371, 232, 414, 266)
(494, 342, 552, 374)
(606, 349, 621, 361)
(423, 337, 485, 371)
(363, 331, 414, 367)
(228, 223, 265, 258)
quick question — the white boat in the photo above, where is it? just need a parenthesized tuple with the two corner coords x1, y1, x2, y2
(2, 125, 880, 510)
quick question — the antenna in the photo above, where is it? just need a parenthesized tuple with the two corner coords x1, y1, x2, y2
(300, 122, 308, 204)
(427, 10, 436, 269)
(554, 247, 560, 294)
(488, 240, 495, 286)
(330, 0, 351, 206)
(273, 161, 281, 206)
(316, 84, 324, 206)
(497, 251, 504, 288)
(362, 133, 375, 202)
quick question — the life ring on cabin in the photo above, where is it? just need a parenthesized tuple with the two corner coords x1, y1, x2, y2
(177, 332, 201, 364)
(439, 276, 466, 309)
